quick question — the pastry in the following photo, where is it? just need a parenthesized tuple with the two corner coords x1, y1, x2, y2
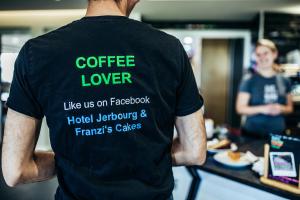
(228, 151, 241, 161)
(208, 139, 231, 149)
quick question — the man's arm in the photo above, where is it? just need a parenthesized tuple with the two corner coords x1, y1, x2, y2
(172, 109, 207, 166)
(1, 108, 56, 187)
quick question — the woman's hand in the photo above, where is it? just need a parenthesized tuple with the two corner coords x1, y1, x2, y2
(269, 104, 282, 116)
(262, 103, 290, 116)
(236, 92, 293, 116)
(259, 104, 282, 116)
(259, 104, 275, 115)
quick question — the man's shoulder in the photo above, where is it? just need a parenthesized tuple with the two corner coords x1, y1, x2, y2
(127, 18, 179, 43)
(29, 18, 178, 46)
(28, 21, 75, 45)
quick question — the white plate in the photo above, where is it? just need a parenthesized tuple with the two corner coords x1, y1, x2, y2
(213, 151, 252, 168)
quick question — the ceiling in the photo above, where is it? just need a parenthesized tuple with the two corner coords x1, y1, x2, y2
(0, 0, 300, 21)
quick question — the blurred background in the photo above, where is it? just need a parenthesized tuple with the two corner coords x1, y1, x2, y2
(1, 0, 300, 200)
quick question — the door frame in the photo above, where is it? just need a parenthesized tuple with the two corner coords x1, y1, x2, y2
(162, 29, 251, 88)
(162, 30, 251, 126)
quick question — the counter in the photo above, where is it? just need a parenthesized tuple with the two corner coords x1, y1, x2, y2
(180, 135, 300, 200)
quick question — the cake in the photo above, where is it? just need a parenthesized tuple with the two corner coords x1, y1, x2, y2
(228, 151, 241, 161)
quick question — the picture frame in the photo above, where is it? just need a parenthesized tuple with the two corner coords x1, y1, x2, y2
(270, 152, 297, 177)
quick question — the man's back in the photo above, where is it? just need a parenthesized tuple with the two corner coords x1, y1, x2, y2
(6, 16, 202, 200)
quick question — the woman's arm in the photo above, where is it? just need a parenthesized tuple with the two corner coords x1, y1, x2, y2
(275, 94, 293, 114)
(236, 92, 271, 116)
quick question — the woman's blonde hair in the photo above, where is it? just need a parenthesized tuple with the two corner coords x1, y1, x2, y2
(256, 39, 283, 73)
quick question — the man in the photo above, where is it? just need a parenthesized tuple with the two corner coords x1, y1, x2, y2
(2, 0, 206, 199)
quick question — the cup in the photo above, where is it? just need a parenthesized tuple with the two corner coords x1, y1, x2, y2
(205, 119, 214, 139)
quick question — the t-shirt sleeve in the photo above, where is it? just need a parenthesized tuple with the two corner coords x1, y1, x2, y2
(6, 42, 44, 119)
(238, 74, 252, 93)
(175, 40, 204, 116)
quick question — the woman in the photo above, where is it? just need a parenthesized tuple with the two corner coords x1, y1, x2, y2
(236, 39, 293, 137)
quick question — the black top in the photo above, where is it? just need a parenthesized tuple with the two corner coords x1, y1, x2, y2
(239, 73, 291, 136)
(7, 16, 203, 200)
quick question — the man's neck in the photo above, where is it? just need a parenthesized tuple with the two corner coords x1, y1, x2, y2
(85, 1, 126, 17)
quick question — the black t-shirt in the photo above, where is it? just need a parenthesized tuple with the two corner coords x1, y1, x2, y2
(7, 16, 203, 200)
(239, 73, 291, 135)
